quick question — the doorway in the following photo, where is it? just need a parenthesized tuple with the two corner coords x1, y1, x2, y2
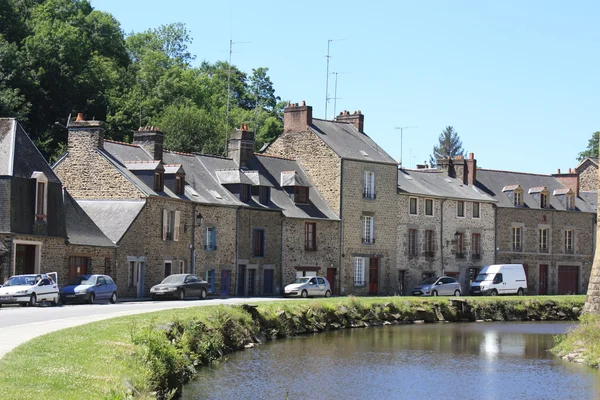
(68, 256, 90, 282)
(326, 268, 337, 295)
(263, 269, 274, 295)
(220, 270, 230, 296)
(247, 269, 256, 296)
(539, 264, 548, 295)
(15, 244, 37, 275)
(397, 270, 406, 295)
(237, 265, 246, 296)
(369, 258, 379, 295)
(558, 266, 579, 295)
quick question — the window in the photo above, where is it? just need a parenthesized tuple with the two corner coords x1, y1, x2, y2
(294, 186, 309, 204)
(162, 210, 181, 241)
(472, 233, 480, 257)
(425, 230, 434, 256)
(164, 261, 172, 278)
(128, 261, 136, 287)
(252, 229, 265, 257)
(174, 175, 185, 195)
(363, 171, 375, 199)
(566, 195, 575, 210)
(259, 186, 271, 205)
(514, 191, 522, 207)
(512, 226, 522, 251)
(205, 227, 217, 250)
(104, 258, 112, 276)
(408, 229, 418, 256)
(32, 172, 48, 222)
(457, 201, 465, 217)
(564, 230, 574, 254)
(362, 215, 375, 244)
(240, 184, 251, 203)
(456, 232, 464, 257)
(154, 171, 164, 192)
(409, 197, 418, 215)
(305, 222, 316, 250)
(472, 202, 480, 218)
(353, 257, 365, 286)
(425, 199, 433, 216)
(539, 228, 549, 253)
(540, 193, 548, 208)
(178, 260, 185, 274)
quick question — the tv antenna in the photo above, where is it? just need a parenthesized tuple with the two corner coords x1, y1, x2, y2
(325, 39, 345, 119)
(329, 71, 348, 119)
(394, 126, 418, 168)
(225, 39, 250, 154)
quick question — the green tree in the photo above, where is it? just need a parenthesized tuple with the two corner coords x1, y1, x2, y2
(429, 126, 466, 167)
(577, 131, 600, 161)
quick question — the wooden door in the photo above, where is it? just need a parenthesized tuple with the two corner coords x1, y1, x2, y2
(558, 266, 578, 295)
(326, 268, 337, 295)
(538, 264, 548, 295)
(369, 258, 379, 295)
(263, 269, 274, 294)
(220, 270, 230, 296)
(68, 256, 89, 282)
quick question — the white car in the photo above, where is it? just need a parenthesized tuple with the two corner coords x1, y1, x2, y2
(0, 273, 59, 306)
(284, 276, 332, 298)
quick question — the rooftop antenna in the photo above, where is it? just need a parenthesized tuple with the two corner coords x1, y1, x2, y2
(394, 126, 418, 168)
(225, 38, 250, 155)
(330, 71, 348, 119)
(325, 39, 345, 119)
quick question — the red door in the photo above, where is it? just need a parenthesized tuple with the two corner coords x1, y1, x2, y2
(326, 268, 336, 295)
(539, 264, 548, 295)
(558, 266, 578, 295)
(369, 258, 379, 295)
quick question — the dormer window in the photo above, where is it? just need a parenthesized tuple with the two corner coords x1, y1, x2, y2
(514, 190, 522, 207)
(566, 194, 575, 210)
(528, 186, 549, 209)
(502, 184, 523, 207)
(540, 193, 548, 208)
(31, 172, 48, 222)
(174, 175, 185, 195)
(259, 186, 271, 205)
(240, 184, 251, 203)
(294, 186, 309, 204)
(154, 171, 164, 192)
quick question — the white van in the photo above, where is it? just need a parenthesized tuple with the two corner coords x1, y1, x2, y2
(469, 264, 527, 296)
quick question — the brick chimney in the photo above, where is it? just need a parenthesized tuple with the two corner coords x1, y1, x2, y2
(133, 126, 164, 161)
(283, 101, 312, 133)
(228, 124, 254, 168)
(552, 168, 579, 196)
(465, 152, 477, 186)
(67, 112, 105, 155)
(336, 110, 364, 133)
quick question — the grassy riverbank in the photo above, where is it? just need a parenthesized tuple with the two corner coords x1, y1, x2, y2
(552, 312, 600, 368)
(0, 296, 585, 399)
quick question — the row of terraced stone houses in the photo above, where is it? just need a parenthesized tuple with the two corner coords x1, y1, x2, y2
(0, 102, 596, 297)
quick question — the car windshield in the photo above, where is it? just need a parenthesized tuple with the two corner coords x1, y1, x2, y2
(67, 276, 95, 286)
(161, 275, 186, 284)
(420, 277, 439, 285)
(4, 275, 37, 286)
(292, 277, 311, 284)
(475, 273, 493, 282)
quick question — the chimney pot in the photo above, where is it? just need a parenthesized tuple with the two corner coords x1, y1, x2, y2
(76, 112, 84, 122)
(469, 152, 474, 160)
(301, 100, 306, 106)
(557, 169, 561, 174)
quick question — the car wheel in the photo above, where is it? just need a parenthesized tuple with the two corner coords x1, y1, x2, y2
(431, 290, 438, 297)
(325, 290, 331, 298)
(301, 290, 308, 298)
(110, 292, 117, 304)
(88, 292, 95, 304)
(200, 289, 207, 300)
(517, 288, 524, 296)
(454, 290, 461, 297)
(179, 289, 185, 300)
(28, 293, 37, 307)
(490, 289, 498, 296)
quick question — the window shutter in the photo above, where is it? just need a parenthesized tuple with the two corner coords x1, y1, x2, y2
(174, 211, 181, 241)
(162, 209, 168, 241)
(212, 228, 217, 249)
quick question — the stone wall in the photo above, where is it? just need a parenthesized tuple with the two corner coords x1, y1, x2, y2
(578, 160, 598, 192)
(497, 208, 595, 295)
(281, 218, 340, 290)
(263, 130, 342, 215)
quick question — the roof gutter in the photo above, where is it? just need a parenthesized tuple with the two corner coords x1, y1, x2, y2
(337, 158, 344, 295)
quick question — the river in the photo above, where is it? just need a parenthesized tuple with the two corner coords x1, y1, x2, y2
(185, 322, 600, 400)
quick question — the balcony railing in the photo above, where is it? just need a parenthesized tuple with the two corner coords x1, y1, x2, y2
(362, 237, 376, 244)
(353, 281, 368, 287)
(363, 191, 376, 200)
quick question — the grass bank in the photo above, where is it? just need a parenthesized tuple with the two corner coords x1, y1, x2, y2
(552, 312, 600, 369)
(0, 296, 585, 399)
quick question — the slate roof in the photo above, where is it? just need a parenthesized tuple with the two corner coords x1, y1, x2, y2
(580, 191, 598, 212)
(476, 169, 596, 212)
(308, 119, 397, 165)
(124, 160, 163, 171)
(576, 157, 598, 170)
(76, 199, 146, 243)
(398, 169, 496, 202)
(215, 169, 254, 185)
(63, 192, 115, 247)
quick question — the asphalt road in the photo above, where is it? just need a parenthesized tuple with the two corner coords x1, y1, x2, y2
(0, 297, 290, 359)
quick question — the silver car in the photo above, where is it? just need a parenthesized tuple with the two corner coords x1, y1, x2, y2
(284, 276, 332, 298)
(412, 276, 462, 296)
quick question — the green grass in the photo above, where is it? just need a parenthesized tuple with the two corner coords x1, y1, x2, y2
(0, 295, 586, 399)
(552, 312, 600, 369)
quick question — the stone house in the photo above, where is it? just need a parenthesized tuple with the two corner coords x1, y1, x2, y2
(397, 155, 496, 295)
(263, 103, 398, 295)
(0, 118, 114, 286)
(575, 158, 598, 192)
(476, 166, 596, 295)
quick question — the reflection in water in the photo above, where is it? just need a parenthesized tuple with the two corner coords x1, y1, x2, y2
(185, 322, 600, 400)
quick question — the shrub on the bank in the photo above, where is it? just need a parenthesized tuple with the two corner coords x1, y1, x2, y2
(553, 313, 600, 368)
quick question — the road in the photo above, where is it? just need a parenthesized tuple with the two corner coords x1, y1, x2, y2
(0, 297, 290, 359)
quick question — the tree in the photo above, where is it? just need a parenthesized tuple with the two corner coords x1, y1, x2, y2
(577, 131, 600, 161)
(429, 126, 466, 167)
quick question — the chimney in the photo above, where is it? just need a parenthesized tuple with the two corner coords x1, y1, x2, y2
(283, 101, 313, 133)
(465, 152, 477, 186)
(436, 157, 455, 178)
(133, 126, 164, 161)
(67, 112, 105, 154)
(228, 124, 254, 168)
(336, 110, 364, 133)
(552, 168, 580, 197)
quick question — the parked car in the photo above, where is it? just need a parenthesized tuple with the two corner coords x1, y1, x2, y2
(284, 276, 332, 298)
(412, 276, 462, 296)
(470, 264, 527, 296)
(0, 273, 59, 306)
(150, 274, 209, 300)
(60, 274, 118, 304)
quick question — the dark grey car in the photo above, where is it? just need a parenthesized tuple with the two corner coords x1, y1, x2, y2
(150, 274, 209, 300)
(412, 276, 462, 296)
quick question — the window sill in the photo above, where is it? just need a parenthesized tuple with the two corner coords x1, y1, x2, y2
(304, 247, 317, 252)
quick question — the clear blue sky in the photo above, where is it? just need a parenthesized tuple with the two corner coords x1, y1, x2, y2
(93, 0, 599, 174)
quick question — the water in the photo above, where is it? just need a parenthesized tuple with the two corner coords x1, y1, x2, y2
(185, 322, 600, 400)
